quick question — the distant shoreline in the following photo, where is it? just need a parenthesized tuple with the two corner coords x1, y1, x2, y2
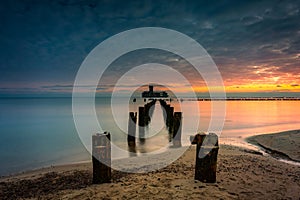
(195, 97, 300, 101)
(1, 97, 300, 101)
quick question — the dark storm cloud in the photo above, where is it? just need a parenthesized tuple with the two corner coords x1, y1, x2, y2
(0, 0, 299, 95)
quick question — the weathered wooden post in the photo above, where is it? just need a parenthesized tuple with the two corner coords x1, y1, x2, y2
(143, 100, 156, 126)
(173, 112, 182, 147)
(167, 106, 174, 131)
(127, 112, 137, 147)
(138, 107, 145, 127)
(159, 99, 173, 128)
(138, 106, 145, 143)
(144, 103, 151, 126)
(165, 104, 170, 126)
(191, 132, 219, 183)
(147, 100, 156, 119)
(92, 132, 111, 184)
(159, 100, 167, 120)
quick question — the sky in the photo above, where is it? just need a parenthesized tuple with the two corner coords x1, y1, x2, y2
(0, 0, 299, 97)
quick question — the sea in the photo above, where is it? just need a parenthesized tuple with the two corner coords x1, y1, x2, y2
(0, 97, 300, 176)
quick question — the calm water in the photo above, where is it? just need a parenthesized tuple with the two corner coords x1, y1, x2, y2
(0, 98, 300, 176)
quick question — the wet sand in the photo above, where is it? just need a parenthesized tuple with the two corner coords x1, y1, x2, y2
(1, 143, 299, 200)
(247, 130, 300, 162)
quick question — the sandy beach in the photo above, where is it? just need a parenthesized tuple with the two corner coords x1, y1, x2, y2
(1, 131, 300, 200)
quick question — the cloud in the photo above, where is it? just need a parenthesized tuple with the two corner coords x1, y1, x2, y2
(41, 84, 74, 89)
(0, 0, 299, 95)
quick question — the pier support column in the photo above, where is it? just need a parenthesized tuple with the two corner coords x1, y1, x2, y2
(173, 112, 182, 147)
(127, 112, 137, 147)
(92, 132, 111, 184)
(167, 106, 174, 135)
(149, 100, 157, 118)
(169, 107, 174, 125)
(144, 104, 151, 126)
(159, 100, 168, 123)
(138, 107, 145, 143)
(191, 133, 219, 183)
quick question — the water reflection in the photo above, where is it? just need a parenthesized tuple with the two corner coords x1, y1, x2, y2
(127, 99, 184, 156)
(97, 97, 300, 158)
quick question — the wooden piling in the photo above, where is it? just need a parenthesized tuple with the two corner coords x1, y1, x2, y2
(191, 133, 219, 183)
(127, 112, 137, 147)
(144, 100, 156, 125)
(138, 107, 145, 143)
(173, 112, 182, 147)
(167, 106, 174, 129)
(138, 107, 145, 127)
(92, 132, 111, 184)
(144, 104, 151, 126)
(147, 100, 156, 119)
(158, 99, 173, 128)
(160, 101, 167, 124)
(165, 104, 170, 126)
